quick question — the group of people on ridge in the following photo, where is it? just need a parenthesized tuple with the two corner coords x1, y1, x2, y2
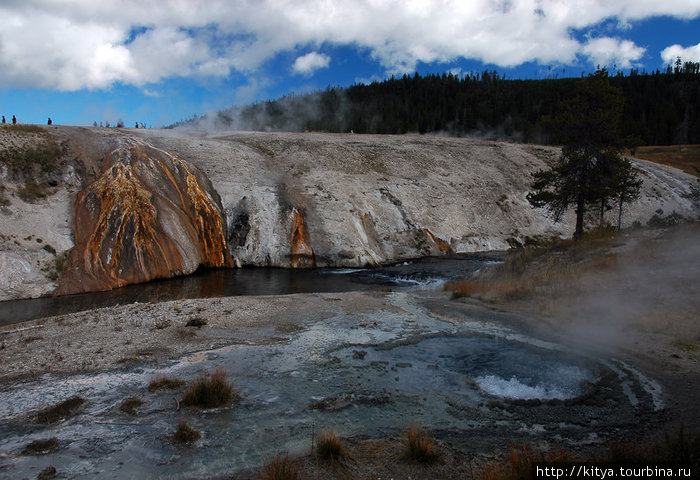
(1, 115, 52, 125)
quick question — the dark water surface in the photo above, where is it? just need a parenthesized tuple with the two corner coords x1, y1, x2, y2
(0, 253, 503, 325)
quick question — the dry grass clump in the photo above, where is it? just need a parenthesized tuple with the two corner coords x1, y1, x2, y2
(403, 422, 441, 464)
(315, 429, 350, 465)
(258, 453, 302, 480)
(35, 396, 85, 424)
(17, 178, 51, 202)
(148, 375, 186, 392)
(478, 444, 571, 480)
(181, 367, 235, 408)
(185, 317, 207, 328)
(446, 228, 620, 304)
(119, 397, 144, 414)
(37, 466, 57, 480)
(22, 438, 60, 455)
(173, 419, 201, 445)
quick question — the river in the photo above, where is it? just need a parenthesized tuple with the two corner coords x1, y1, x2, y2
(0, 253, 503, 325)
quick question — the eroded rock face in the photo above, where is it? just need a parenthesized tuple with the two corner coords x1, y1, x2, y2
(56, 139, 231, 294)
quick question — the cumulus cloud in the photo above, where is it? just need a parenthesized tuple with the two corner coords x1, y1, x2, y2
(292, 52, 331, 75)
(0, 1, 699, 90)
(661, 42, 700, 65)
(582, 37, 646, 68)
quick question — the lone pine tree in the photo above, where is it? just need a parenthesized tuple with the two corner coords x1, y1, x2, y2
(527, 69, 641, 238)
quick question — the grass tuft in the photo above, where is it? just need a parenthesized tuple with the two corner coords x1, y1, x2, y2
(258, 453, 301, 480)
(35, 396, 85, 424)
(478, 444, 571, 480)
(446, 229, 620, 304)
(173, 419, 201, 445)
(119, 397, 144, 415)
(37, 466, 57, 480)
(315, 429, 350, 465)
(181, 367, 235, 408)
(148, 376, 186, 392)
(185, 317, 207, 328)
(403, 422, 441, 464)
(22, 438, 60, 455)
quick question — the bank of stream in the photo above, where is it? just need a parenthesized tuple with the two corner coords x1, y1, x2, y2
(0, 253, 672, 479)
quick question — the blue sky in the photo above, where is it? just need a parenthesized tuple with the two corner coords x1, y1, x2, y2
(1, 1, 699, 128)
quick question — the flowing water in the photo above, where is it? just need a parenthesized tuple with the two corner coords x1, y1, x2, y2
(0, 255, 662, 479)
(0, 253, 502, 325)
(0, 292, 602, 480)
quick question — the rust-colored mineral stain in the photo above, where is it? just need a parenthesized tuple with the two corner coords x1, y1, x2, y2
(185, 171, 232, 268)
(56, 140, 231, 295)
(423, 228, 452, 254)
(290, 208, 315, 268)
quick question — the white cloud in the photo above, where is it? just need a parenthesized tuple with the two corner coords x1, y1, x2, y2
(0, 1, 698, 90)
(582, 37, 646, 68)
(661, 42, 700, 65)
(292, 52, 330, 75)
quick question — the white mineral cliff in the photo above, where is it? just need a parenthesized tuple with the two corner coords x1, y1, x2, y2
(0, 126, 698, 300)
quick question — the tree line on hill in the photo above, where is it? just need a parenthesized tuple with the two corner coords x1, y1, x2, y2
(173, 59, 700, 148)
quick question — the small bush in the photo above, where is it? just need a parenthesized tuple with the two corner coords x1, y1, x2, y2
(173, 419, 201, 445)
(478, 444, 571, 480)
(37, 466, 57, 480)
(119, 397, 144, 415)
(315, 429, 349, 464)
(0, 181, 9, 206)
(403, 422, 441, 464)
(17, 178, 50, 202)
(36, 396, 85, 424)
(185, 317, 207, 328)
(22, 438, 60, 455)
(181, 367, 235, 408)
(148, 376, 186, 392)
(258, 453, 301, 480)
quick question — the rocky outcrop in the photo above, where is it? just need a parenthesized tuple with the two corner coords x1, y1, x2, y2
(1, 127, 699, 300)
(56, 139, 231, 295)
(147, 131, 698, 270)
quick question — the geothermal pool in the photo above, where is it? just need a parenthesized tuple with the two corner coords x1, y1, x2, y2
(0, 292, 662, 480)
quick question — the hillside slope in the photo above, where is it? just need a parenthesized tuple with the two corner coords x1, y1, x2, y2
(1, 126, 698, 300)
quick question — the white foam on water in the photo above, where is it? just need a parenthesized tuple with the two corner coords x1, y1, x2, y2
(323, 268, 367, 275)
(474, 375, 573, 400)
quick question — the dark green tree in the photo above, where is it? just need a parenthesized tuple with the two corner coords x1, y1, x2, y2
(527, 69, 640, 237)
(612, 156, 643, 229)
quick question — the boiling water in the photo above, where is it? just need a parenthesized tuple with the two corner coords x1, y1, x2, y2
(0, 294, 594, 479)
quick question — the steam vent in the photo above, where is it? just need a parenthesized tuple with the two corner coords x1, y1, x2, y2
(56, 140, 232, 294)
